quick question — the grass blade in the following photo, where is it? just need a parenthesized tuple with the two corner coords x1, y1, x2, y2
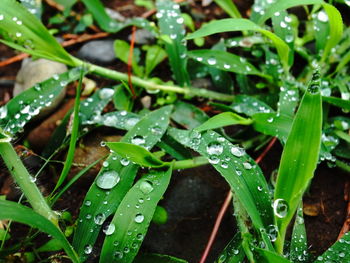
(195, 112, 252, 132)
(289, 205, 308, 263)
(230, 95, 273, 116)
(274, 73, 322, 253)
(255, 247, 292, 263)
(322, 96, 350, 111)
(134, 253, 188, 263)
(72, 106, 172, 260)
(0, 67, 85, 136)
(0, 200, 79, 263)
(99, 167, 172, 263)
(0, 0, 74, 65)
(215, 232, 245, 263)
(214, 0, 241, 19)
(168, 128, 274, 232)
(171, 101, 209, 129)
(186, 18, 290, 71)
(156, 0, 190, 86)
(187, 50, 269, 78)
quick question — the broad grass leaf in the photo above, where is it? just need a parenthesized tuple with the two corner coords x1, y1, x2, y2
(187, 50, 268, 78)
(73, 106, 172, 260)
(252, 113, 292, 141)
(215, 232, 245, 263)
(278, 84, 299, 117)
(289, 205, 308, 263)
(99, 167, 172, 263)
(0, 67, 86, 136)
(274, 74, 322, 251)
(313, 231, 350, 262)
(186, 18, 290, 71)
(144, 45, 167, 77)
(0, 0, 74, 65)
(19, 0, 42, 19)
(156, 0, 190, 86)
(114, 40, 143, 77)
(168, 128, 274, 231)
(134, 253, 188, 263)
(96, 111, 141, 130)
(230, 95, 274, 117)
(195, 112, 252, 132)
(0, 200, 79, 263)
(113, 85, 133, 112)
(334, 49, 350, 74)
(171, 101, 209, 129)
(255, 247, 293, 263)
(157, 134, 192, 160)
(106, 142, 168, 168)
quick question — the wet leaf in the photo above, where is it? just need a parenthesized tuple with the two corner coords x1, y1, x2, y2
(99, 167, 172, 263)
(156, 0, 190, 86)
(144, 45, 167, 77)
(214, 0, 241, 19)
(252, 113, 292, 141)
(0, 200, 79, 263)
(215, 232, 245, 263)
(274, 73, 322, 252)
(289, 205, 308, 263)
(134, 253, 188, 263)
(255, 247, 292, 263)
(73, 106, 172, 261)
(171, 101, 209, 129)
(0, 67, 86, 136)
(230, 95, 274, 116)
(322, 96, 350, 111)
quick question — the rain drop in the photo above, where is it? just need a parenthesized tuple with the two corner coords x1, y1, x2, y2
(207, 57, 217, 65)
(96, 171, 120, 190)
(273, 198, 288, 218)
(140, 180, 154, 194)
(103, 223, 115, 235)
(94, 213, 106, 225)
(84, 245, 92, 255)
(231, 146, 245, 157)
(131, 135, 145, 146)
(134, 213, 145, 223)
(206, 141, 223, 155)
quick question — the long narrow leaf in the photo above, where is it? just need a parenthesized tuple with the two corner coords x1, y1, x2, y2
(99, 167, 172, 263)
(0, 200, 79, 263)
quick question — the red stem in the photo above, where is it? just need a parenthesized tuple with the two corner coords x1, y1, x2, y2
(127, 26, 137, 99)
(199, 137, 277, 263)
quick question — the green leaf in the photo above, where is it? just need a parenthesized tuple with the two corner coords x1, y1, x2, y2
(113, 85, 133, 112)
(230, 95, 274, 117)
(37, 239, 63, 253)
(274, 73, 322, 252)
(106, 142, 168, 168)
(168, 128, 274, 232)
(73, 106, 173, 261)
(0, 200, 79, 263)
(252, 113, 292, 141)
(195, 112, 252, 132)
(289, 205, 308, 263)
(134, 253, 188, 263)
(255, 247, 292, 263)
(114, 40, 143, 77)
(278, 84, 299, 117)
(215, 232, 245, 263)
(171, 101, 209, 129)
(214, 0, 241, 19)
(186, 18, 290, 71)
(313, 231, 350, 262)
(0, 67, 86, 136)
(334, 49, 350, 74)
(156, 0, 190, 86)
(187, 50, 268, 78)
(322, 96, 350, 111)
(0, 0, 74, 65)
(20, 0, 42, 19)
(99, 167, 172, 263)
(144, 45, 167, 77)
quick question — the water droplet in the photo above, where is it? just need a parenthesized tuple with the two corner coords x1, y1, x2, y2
(273, 198, 288, 218)
(96, 171, 120, 190)
(102, 161, 109, 167)
(280, 21, 287, 28)
(223, 63, 231, 69)
(207, 57, 217, 65)
(176, 17, 184, 24)
(317, 10, 328, 22)
(206, 141, 223, 155)
(103, 223, 115, 235)
(99, 88, 115, 99)
(134, 213, 145, 223)
(208, 155, 220, 164)
(0, 106, 8, 119)
(94, 213, 106, 225)
(243, 162, 252, 170)
(114, 251, 123, 259)
(140, 180, 153, 194)
(267, 117, 274, 123)
(84, 244, 92, 255)
(231, 146, 245, 157)
(267, 224, 278, 242)
(170, 34, 177, 39)
(151, 125, 162, 135)
(131, 135, 145, 146)
(120, 158, 130, 166)
(136, 233, 144, 240)
(0, 15, 4, 21)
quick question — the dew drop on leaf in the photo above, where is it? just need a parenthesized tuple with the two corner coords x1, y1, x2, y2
(84, 244, 92, 255)
(206, 141, 223, 155)
(94, 213, 106, 225)
(231, 146, 245, 157)
(273, 198, 288, 218)
(134, 213, 145, 223)
(103, 223, 115, 235)
(96, 170, 120, 190)
(140, 180, 154, 194)
(131, 135, 145, 146)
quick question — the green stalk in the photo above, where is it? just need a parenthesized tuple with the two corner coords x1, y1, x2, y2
(70, 58, 234, 102)
(0, 140, 57, 225)
(172, 156, 208, 170)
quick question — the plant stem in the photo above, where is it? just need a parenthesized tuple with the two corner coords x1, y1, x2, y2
(78, 59, 234, 102)
(172, 156, 208, 170)
(0, 142, 58, 225)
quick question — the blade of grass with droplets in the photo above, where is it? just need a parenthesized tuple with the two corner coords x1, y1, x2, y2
(53, 68, 84, 192)
(0, 200, 79, 263)
(289, 205, 308, 263)
(156, 0, 190, 86)
(99, 167, 172, 263)
(334, 49, 350, 74)
(274, 74, 322, 253)
(42, 87, 116, 158)
(106, 142, 169, 168)
(252, 113, 292, 142)
(168, 128, 274, 235)
(134, 253, 188, 263)
(187, 50, 269, 78)
(195, 112, 252, 132)
(322, 96, 350, 111)
(171, 101, 209, 129)
(313, 231, 350, 262)
(214, 0, 241, 19)
(0, 67, 86, 136)
(255, 247, 293, 263)
(278, 84, 299, 117)
(0, 0, 74, 65)
(72, 106, 173, 260)
(19, 0, 42, 19)
(186, 18, 290, 71)
(215, 232, 245, 263)
(144, 45, 167, 77)
(230, 95, 274, 116)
